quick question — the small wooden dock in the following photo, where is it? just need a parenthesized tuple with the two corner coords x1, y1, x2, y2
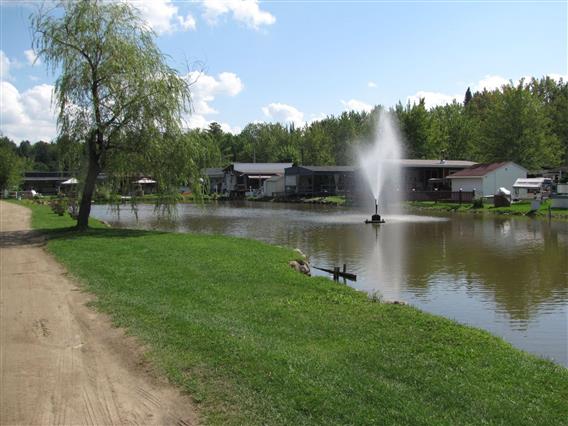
(313, 264, 357, 281)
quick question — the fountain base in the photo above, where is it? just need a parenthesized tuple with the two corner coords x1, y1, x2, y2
(365, 214, 385, 224)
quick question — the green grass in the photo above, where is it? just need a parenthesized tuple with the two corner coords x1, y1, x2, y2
(23, 202, 568, 425)
(303, 195, 347, 205)
(407, 199, 568, 219)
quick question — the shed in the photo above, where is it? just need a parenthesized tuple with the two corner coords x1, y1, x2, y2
(447, 162, 527, 197)
(513, 178, 553, 200)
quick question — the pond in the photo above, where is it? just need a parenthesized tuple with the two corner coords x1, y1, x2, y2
(91, 201, 568, 367)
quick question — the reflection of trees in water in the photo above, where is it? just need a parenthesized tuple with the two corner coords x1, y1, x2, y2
(403, 218, 568, 321)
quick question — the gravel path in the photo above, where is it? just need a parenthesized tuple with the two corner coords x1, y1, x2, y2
(0, 201, 198, 425)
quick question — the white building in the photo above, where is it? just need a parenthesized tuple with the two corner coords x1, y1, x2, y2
(513, 177, 553, 200)
(447, 162, 527, 197)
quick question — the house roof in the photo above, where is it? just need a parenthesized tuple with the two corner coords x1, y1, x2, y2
(204, 168, 224, 178)
(447, 162, 512, 178)
(225, 163, 293, 175)
(513, 178, 551, 189)
(291, 166, 357, 173)
(398, 159, 477, 168)
(23, 171, 71, 182)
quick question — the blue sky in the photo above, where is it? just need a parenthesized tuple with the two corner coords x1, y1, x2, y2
(1, 0, 566, 142)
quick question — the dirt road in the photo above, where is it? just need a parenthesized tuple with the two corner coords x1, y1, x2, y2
(0, 201, 198, 425)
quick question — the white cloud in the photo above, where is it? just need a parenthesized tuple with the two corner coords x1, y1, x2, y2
(220, 122, 241, 134)
(185, 114, 240, 134)
(0, 81, 57, 142)
(186, 71, 244, 115)
(178, 13, 197, 31)
(202, 0, 275, 29)
(0, 50, 12, 81)
(182, 71, 243, 133)
(368, 81, 377, 88)
(406, 91, 460, 109)
(24, 49, 40, 66)
(128, 0, 196, 34)
(341, 99, 374, 113)
(308, 112, 327, 124)
(474, 75, 509, 92)
(262, 103, 304, 126)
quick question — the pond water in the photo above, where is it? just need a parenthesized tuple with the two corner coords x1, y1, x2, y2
(91, 202, 568, 367)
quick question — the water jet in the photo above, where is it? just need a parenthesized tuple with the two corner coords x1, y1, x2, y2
(358, 110, 404, 223)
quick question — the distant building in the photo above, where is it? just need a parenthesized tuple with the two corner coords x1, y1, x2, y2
(262, 175, 285, 197)
(513, 177, 553, 200)
(447, 162, 527, 197)
(223, 163, 292, 197)
(22, 171, 72, 195)
(284, 166, 356, 196)
(203, 168, 224, 193)
(399, 159, 477, 191)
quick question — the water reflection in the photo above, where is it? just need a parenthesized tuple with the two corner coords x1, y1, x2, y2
(91, 202, 568, 366)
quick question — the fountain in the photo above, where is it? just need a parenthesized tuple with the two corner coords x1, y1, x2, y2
(358, 110, 404, 223)
(365, 198, 385, 224)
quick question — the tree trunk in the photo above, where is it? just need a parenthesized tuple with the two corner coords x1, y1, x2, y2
(76, 153, 99, 230)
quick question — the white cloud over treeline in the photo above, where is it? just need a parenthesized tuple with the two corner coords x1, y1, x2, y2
(406, 74, 568, 109)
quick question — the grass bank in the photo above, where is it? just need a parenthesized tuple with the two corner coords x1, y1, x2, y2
(24, 202, 568, 425)
(407, 199, 568, 220)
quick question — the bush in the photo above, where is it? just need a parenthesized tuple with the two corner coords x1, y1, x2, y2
(49, 198, 68, 216)
(472, 198, 484, 209)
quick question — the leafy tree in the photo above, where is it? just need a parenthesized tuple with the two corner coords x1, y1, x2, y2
(33, 0, 194, 228)
(0, 139, 24, 192)
(528, 76, 568, 166)
(480, 80, 561, 169)
(428, 102, 477, 161)
(394, 99, 430, 158)
(29, 141, 59, 171)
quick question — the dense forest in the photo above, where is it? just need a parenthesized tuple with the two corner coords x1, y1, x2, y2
(1, 76, 566, 191)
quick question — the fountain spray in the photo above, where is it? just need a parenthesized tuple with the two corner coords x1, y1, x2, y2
(358, 110, 404, 224)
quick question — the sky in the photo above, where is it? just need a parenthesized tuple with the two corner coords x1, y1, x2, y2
(1, 0, 566, 143)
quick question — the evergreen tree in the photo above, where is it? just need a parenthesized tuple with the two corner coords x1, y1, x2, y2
(464, 87, 473, 107)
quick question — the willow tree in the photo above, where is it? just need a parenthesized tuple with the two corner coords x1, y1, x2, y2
(32, 0, 196, 229)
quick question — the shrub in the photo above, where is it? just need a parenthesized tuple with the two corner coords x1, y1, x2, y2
(472, 198, 484, 209)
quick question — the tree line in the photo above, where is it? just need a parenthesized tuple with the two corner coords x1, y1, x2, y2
(192, 76, 567, 172)
(2, 76, 566, 194)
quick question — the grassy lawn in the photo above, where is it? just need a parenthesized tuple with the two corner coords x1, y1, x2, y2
(22, 202, 568, 425)
(407, 199, 568, 219)
(302, 195, 347, 205)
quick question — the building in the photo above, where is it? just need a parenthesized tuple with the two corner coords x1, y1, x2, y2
(203, 168, 224, 193)
(22, 171, 72, 195)
(262, 175, 285, 197)
(223, 163, 292, 197)
(284, 166, 356, 196)
(399, 159, 477, 191)
(447, 162, 527, 197)
(551, 183, 568, 208)
(512, 177, 553, 200)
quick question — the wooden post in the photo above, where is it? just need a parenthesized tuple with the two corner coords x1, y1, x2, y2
(333, 267, 340, 281)
(343, 264, 347, 274)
